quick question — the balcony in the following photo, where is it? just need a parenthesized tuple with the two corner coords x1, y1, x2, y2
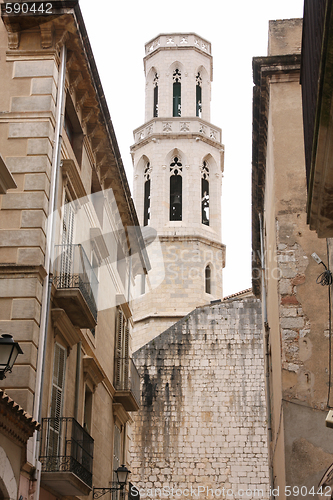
(114, 358, 140, 411)
(53, 244, 98, 329)
(40, 417, 94, 497)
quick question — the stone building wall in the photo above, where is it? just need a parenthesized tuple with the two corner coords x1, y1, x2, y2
(130, 297, 269, 499)
(252, 19, 333, 495)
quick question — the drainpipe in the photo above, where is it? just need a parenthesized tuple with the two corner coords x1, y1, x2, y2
(32, 43, 67, 496)
(259, 213, 274, 498)
(127, 249, 132, 303)
(74, 342, 82, 421)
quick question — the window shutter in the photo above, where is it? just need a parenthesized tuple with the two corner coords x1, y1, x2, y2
(48, 343, 66, 456)
(113, 425, 121, 483)
(61, 197, 75, 285)
(115, 310, 124, 387)
(123, 323, 130, 386)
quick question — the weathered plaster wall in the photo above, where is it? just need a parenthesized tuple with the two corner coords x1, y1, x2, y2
(253, 18, 333, 496)
(131, 298, 269, 498)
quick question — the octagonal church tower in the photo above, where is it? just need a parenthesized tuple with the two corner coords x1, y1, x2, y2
(131, 33, 225, 350)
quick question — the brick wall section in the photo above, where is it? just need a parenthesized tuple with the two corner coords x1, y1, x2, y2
(130, 297, 269, 498)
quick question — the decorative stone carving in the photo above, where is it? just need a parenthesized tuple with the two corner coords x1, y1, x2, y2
(8, 25, 20, 49)
(180, 122, 190, 132)
(40, 24, 53, 48)
(163, 122, 172, 133)
(55, 30, 69, 52)
(69, 72, 83, 94)
(81, 107, 94, 125)
(51, 308, 81, 349)
(83, 356, 105, 391)
(210, 128, 217, 140)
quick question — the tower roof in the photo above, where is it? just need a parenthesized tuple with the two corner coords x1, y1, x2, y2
(145, 33, 212, 57)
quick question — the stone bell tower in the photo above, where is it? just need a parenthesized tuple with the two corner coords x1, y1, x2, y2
(131, 33, 225, 350)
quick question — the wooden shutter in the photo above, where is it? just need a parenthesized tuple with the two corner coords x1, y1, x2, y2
(113, 425, 121, 482)
(123, 322, 129, 386)
(61, 196, 75, 285)
(48, 343, 66, 456)
(115, 310, 124, 388)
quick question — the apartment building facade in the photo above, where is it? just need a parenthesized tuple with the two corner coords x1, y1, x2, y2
(0, 2, 148, 500)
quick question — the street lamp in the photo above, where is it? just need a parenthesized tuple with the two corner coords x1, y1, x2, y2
(93, 465, 131, 499)
(115, 465, 131, 488)
(0, 334, 23, 380)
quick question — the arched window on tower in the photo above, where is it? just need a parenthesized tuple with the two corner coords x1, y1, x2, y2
(201, 161, 209, 225)
(170, 156, 182, 221)
(205, 265, 211, 294)
(173, 69, 181, 117)
(144, 162, 152, 226)
(153, 73, 159, 118)
(196, 72, 202, 118)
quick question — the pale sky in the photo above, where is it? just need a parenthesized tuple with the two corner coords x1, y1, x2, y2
(79, 0, 304, 297)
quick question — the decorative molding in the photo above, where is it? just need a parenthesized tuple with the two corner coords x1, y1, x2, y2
(51, 308, 81, 349)
(69, 72, 83, 94)
(90, 227, 109, 260)
(76, 91, 89, 112)
(66, 50, 77, 70)
(83, 356, 105, 391)
(8, 25, 20, 50)
(81, 107, 94, 125)
(55, 30, 69, 52)
(0, 390, 40, 448)
(61, 159, 86, 201)
(112, 403, 131, 427)
(163, 122, 172, 133)
(0, 154, 16, 194)
(40, 24, 53, 49)
(116, 295, 132, 319)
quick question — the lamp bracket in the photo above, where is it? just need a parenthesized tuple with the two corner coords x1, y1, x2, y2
(93, 488, 120, 500)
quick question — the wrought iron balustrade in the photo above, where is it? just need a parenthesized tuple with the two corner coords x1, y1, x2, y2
(40, 417, 94, 488)
(53, 244, 98, 322)
(114, 358, 140, 408)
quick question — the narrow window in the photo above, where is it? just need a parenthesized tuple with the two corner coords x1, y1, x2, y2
(113, 425, 122, 482)
(114, 309, 130, 388)
(48, 343, 66, 456)
(173, 69, 181, 117)
(83, 385, 93, 434)
(205, 265, 211, 294)
(60, 196, 75, 287)
(64, 94, 84, 165)
(201, 161, 209, 225)
(153, 73, 158, 117)
(144, 162, 151, 226)
(170, 156, 183, 221)
(196, 72, 202, 117)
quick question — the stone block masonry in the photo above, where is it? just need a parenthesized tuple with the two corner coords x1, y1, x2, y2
(130, 297, 269, 499)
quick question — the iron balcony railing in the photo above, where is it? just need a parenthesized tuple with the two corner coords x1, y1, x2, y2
(114, 358, 140, 407)
(40, 417, 94, 488)
(53, 244, 98, 321)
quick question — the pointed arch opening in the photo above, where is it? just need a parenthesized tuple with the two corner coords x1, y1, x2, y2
(153, 73, 159, 117)
(196, 72, 202, 117)
(205, 265, 211, 294)
(201, 161, 209, 225)
(144, 162, 152, 226)
(173, 69, 181, 117)
(170, 156, 182, 221)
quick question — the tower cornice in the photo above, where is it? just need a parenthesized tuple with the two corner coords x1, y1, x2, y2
(131, 117, 223, 149)
(145, 33, 212, 56)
